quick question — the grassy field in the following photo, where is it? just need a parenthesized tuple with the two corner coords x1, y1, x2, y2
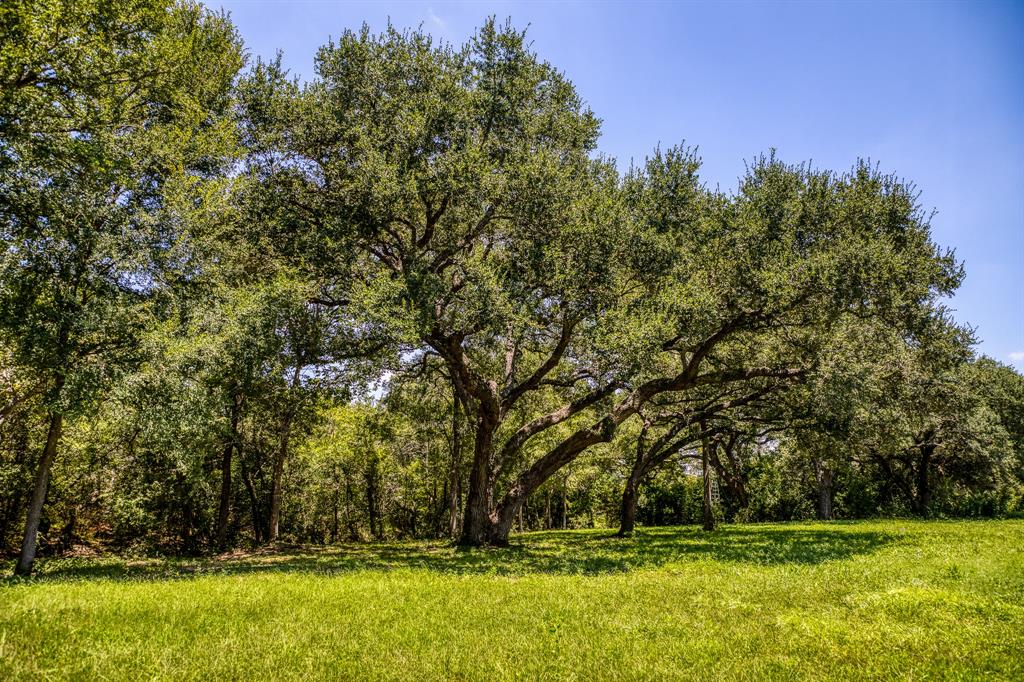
(1, 520, 1022, 680)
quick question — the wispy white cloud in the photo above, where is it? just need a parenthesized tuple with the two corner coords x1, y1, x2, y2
(1009, 351, 1024, 365)
(426, 8, 447, 33)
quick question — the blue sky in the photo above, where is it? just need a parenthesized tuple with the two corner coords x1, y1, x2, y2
(214, 0, 1023, 369)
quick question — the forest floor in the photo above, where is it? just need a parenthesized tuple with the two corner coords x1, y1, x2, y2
(1, 520, 1022, 680)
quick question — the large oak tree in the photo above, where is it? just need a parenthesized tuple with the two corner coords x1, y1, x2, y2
(238, 19, 961, 545)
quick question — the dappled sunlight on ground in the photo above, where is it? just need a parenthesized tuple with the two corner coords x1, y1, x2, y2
(14, 522, 910, 582)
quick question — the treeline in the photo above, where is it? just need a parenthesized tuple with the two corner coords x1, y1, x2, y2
(2, 2, 1022, 574)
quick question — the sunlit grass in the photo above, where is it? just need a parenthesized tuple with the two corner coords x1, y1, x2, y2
(2, 520, 1022, 680)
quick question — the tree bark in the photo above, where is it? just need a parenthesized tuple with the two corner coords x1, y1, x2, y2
(15, 410, 63, 576)
(709, 433, 749, 511)
(459, 407, 498, 545)
(268, 424, 290, 543)
(815, 460, 834, 520)
(331, 469, 340, 544)
(561, 480, 568, 529)
(818, 483, 833, 520)
(366, 455, 379, 539)
(215, 393, 241, 549)
(619, 477, 640, 536)
(618, 449, 648, 536)
(239, 453, 264, 544)
(701, 426, 716, 532)
(268, 364, 302, 543)
(343, 468, 358, 540)
(447, 391, 462, 539)
(916, 443, 933, 517)
(545, 488, 552, 529)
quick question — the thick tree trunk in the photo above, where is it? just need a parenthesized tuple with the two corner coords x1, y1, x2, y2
(15, 410, 63, 576)
(618, 452, 648, 536)
(486, 415, 620, 546)
(701, 427, 716, 532)
(487, 506, 517, 545)
(818, 478, 833, 520)
(215, 394, 241, 549)
(619, 478, 640, 536)
(459, 412, 497, 545)
(619, 419, 652, 537)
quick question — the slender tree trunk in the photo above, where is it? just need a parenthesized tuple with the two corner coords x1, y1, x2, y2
(916, 445, 933, 517)
(331, 465, 341, 543)
(366, 455, 380, 539)
(815, 461, 834, 521)
(545, 488, 552, 529)
(701, 426, 716, 532)
(15, 410, 63, 576)
(344, 470, 358, 540)
(268, 364, 302, 543)
(58, 507, 76, 552)
(331, 493, 339, 543)
(619, 479, 640, 536)
(448, 392, 462, 539)
(561, 480, 568, 529)
(0, 412, 29, 549)
(268, 424, 290, 543)
(517, 500, 524, 533)
(215, 438, 234, 548)
(215, 393, 241, 549)
(239, 453, 264, 544)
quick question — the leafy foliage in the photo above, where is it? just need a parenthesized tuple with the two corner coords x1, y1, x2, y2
(1, 9, 1021, 567)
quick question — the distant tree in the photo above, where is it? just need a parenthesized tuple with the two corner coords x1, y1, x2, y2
(971, 357, 1024, 480)
(617, 382, 779, 535)
(861, 343, 1016, 517)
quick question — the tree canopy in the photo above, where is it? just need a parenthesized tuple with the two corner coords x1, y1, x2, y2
(2, 8, 1021, 572)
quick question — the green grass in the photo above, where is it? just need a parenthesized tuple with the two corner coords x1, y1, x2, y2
(2, 520, 1022, 680)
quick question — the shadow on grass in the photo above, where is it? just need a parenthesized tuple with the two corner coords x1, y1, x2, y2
(5, 524, 903, 583)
